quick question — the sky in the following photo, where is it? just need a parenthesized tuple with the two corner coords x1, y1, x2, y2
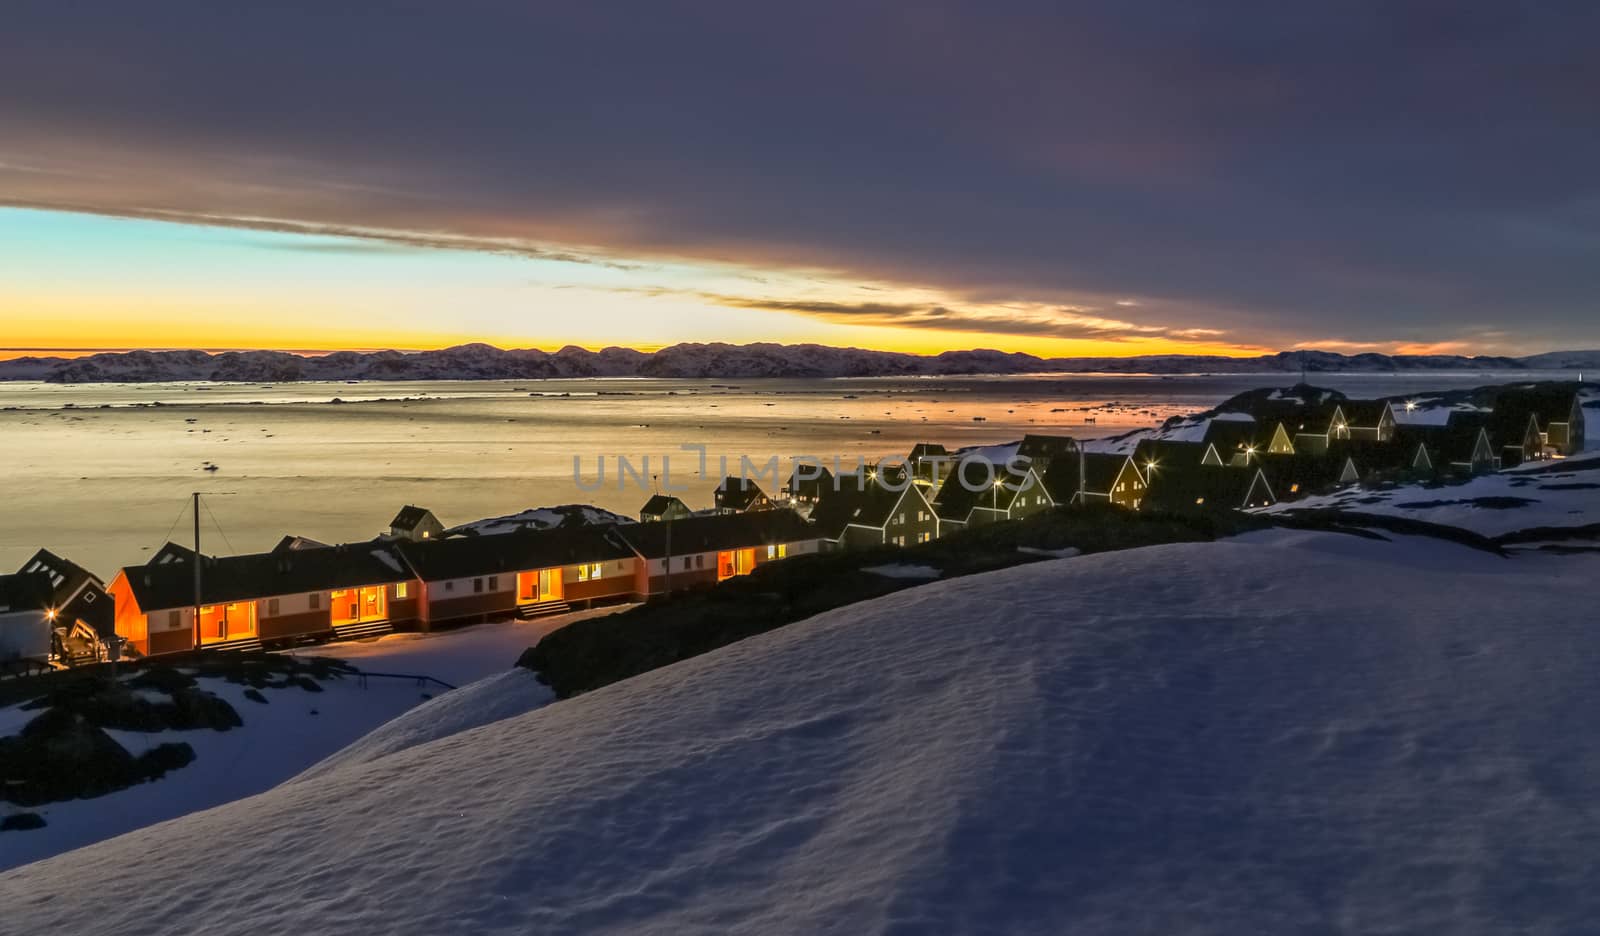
(2, 1, 1598, 359)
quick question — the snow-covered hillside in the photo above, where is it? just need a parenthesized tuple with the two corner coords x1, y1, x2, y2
(1261, 451, 1600, 538)
(0, 610, 605, 871)
(5, 532, 1597, 933)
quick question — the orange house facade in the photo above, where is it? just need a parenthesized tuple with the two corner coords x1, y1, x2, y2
(612, 511, 822, 598)
(396, 526, 638, 629)
(109, 544, 419, 654)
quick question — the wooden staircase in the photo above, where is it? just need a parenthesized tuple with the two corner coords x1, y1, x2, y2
(332, 619, 396, 642)
(201, 634, 264, 654)
(515, 599, 572, 620)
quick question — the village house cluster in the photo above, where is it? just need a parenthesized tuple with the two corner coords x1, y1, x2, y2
(0, 385, 1584, 669)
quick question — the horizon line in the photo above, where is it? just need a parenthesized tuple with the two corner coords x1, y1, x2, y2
(0, 342, 1589, 363)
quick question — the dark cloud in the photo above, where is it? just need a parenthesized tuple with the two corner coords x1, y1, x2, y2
(708, 296, 1209, 343)
(2, 1, 1598, 350)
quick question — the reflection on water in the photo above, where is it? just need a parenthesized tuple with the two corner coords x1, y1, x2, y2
(0, 372, 1553, 575)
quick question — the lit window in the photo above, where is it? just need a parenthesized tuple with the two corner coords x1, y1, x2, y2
(395, 582, 409, 599)
(777, 543, 787, 558)
(1195, 497, 1205, 505)
(767, 545, 776, 559)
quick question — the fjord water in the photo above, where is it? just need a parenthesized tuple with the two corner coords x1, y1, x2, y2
(0, 372, 1553, 576)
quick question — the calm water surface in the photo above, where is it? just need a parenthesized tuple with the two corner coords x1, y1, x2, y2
(0, 372, 1550, 575)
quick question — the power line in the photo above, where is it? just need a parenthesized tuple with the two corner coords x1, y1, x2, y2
(201, 498, 236, 556)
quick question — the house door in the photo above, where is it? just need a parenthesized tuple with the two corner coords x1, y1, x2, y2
(538, 569, 559, 600)
(360, 587, 385, 621)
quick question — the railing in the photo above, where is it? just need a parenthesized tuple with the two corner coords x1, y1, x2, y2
(353, 670, 457, 691)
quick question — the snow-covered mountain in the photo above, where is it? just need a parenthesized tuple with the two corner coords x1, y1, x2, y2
(4, 342, 1598, 383)
(7, 530, 1597, 933)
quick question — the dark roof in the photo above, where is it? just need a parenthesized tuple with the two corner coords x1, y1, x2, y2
(907, 442, 949, 461)
(16, 548, 102, 602)
(1261, 452, 1357, 494)
(1237, 399, 1344, 435)
(272, 535, 331, 554)
(1201, 421, 1268, 460)
(613, 510, 816, 558)
(639, 494, 689, 516)
(122, 543, 416, 612)
(1330, 439, 1411, 473)
(1036, 452, 1136, 501)
(1016, 434, 1080, 463)
(785, 464, 836, 498)
(931, 460, 1035, 521)
(1132, 440, 1211, 473)
(1341, 400, 1393, 427)
(0, 572, 54, 614)
(714, 476, 771, 512)
(1145, 467, 1273, 512)
(811, 476, 925, 538)
(1082, 452, 1136, 494)
(1490, 386, 1581, 423)
(1484, 406, 1541, 450)
(398, 525, 632, 582)
(1400, 416, 1493, 463)
(147, 542, 200, 567)
(389, 505, 435, 531)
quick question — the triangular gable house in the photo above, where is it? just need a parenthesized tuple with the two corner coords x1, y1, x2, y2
(811, 476, 940, 549)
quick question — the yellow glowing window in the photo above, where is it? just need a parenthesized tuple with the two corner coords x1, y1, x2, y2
(395, 582, 409, 599)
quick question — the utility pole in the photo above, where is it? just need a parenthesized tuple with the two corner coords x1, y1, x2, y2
(663, 511, 673, 598)
(192, 491, 202, 654)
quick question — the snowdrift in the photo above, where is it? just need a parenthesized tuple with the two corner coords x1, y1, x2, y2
(4, 531, 1598, 934)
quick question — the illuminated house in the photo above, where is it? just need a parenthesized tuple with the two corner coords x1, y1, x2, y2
(1040, 452, 1147, 509)
(931, 459, 1054, 530)
(1260, 450, 1360, 499)
(396, 526, 634, 627)
(1425, 412, 1501, 475)
(611, 511, 821, 596)
(639, 494, 693, 523)
(713, 476, 776, 513)
(1488, 386, 1587, 460)
(16, 548, 114, 664)
(906, 443, 951, 485)
(0, 572, 54, 670)
(1201, 422, 1272, 467)
(810, 475, 940, 548)
(387, 505, 445, 542)
(1245, 401, 1351, 455)
(784, 464, 836, 508)
(1341, 400, 1397, 442)
(108, 544, 420, 655)
(1143, 466, 1277, 513)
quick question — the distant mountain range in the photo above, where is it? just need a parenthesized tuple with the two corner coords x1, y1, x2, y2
(2, 343, 1597, 383)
